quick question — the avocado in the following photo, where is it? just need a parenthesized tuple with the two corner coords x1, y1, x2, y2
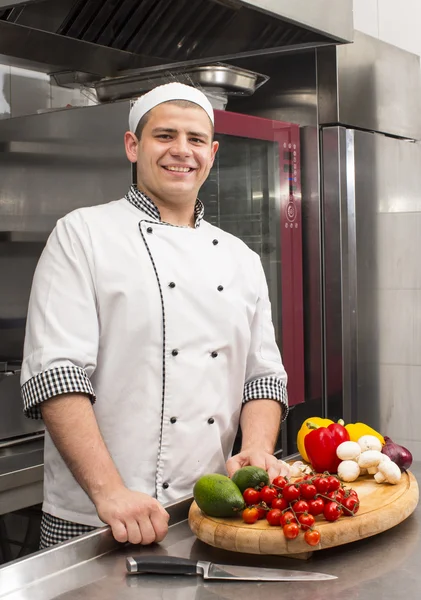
(231, 466, 270, 493)
(193, 474, 245, 517)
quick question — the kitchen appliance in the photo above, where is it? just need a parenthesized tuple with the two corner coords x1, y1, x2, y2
(317, 32, 421, 453)
(125, 555, 337, 581)
(0, 0, 353, 76)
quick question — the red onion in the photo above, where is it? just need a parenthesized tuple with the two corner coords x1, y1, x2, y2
(382, 436, 413, 471)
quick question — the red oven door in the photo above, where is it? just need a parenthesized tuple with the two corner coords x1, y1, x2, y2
(199, 110, 304, 406)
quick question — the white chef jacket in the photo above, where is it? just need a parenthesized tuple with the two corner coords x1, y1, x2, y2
(21, 186, 288, 527)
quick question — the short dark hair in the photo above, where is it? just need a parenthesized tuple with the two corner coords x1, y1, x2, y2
(134, 99, 214, 140)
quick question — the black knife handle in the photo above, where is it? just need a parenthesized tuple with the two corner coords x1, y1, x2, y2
(126, 555, 198, 575)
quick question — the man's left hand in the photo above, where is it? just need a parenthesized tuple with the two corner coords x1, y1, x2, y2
(226, 449, 290, 482)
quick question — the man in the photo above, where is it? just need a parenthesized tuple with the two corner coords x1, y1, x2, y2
(21, 82, 289, 549)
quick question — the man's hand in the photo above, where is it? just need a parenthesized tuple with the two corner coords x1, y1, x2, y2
(94, 485, 170, 545)
(226, 449, 290, 482)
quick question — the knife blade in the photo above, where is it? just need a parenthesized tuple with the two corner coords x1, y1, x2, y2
(126, 556, 337, 581)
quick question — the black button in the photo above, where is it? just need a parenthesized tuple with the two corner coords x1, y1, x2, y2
(169, 282, 176, 288)
(170, 417, 177, 424)
(163, 482, 169, 489)
(171, 349, 179, 356)
(217, 285, 224, 292)
(208, 417, 215, 424)
(146, 227, 153, 234)
(211, 351, 218, 358)
(212, 239, 219, 245)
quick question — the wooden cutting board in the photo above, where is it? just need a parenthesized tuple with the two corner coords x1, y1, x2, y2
(188, 470, 419, 558)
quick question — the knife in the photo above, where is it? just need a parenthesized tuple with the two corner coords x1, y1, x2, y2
(126, 555, 337, 581)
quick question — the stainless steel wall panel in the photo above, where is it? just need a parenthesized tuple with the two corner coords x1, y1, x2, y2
(321, 126, 352, 422)
(0, 101, 130, 234)
(243, 0, 354, 42)
(374, 141, 421, 213)
(376, 212, 421, 290)
(318, 31, 421, 140)
(323, 126, 421, 448)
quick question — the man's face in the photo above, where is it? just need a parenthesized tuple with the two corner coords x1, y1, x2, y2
(127, 103, 219, 204)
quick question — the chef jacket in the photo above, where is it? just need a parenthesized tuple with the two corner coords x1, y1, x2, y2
(21, 186, 288, 527)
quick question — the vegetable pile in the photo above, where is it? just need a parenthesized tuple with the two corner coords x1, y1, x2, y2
(240, 471, 360, 547)
(298, 417, 413, 480)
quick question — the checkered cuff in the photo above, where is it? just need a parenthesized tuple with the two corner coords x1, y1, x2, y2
(243, 377, 289, 421)
(22, 366, 96, 419)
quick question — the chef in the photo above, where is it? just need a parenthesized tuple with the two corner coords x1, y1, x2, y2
(21, 82, 289, 549)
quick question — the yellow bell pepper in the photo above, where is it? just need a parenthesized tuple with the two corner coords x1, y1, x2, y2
(345, 422, 385, 445)
(297, 416, 334, 462)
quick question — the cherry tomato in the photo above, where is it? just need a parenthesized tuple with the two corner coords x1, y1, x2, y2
(283, 522, 300, 539)
(292, 500, 309, 514)
(326, 490, 344, 501)
(342, 496, 360, 516)
(266, 508, 282, 526)
(272, 497, 288, 511)
(313, 477, 330, 494)
(298, 513, 316, 531)
(308, 497, 325, 516)
(243, 488, 261, 505)
(304, 529, 321, 546)
(300, 483, 317, 500)
(347, 489, 359, 500)
(242, 507, 259, 524)
(281, 510, 298, 526)
(272, 476, 288, 489)
(335, 487, 346, 499)
(255, 506, 267, 520)
(323, 501, 342, 522)
(327, 476, 341, 492)
(260, 486, 278, 506)
(282, 484, 300, 503)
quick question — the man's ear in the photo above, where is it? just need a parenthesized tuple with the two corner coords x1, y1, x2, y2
(210, 140, 219, 167)
(124, 131, 139, 164)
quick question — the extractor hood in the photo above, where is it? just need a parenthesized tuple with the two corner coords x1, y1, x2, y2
(0, 0, 353, 78)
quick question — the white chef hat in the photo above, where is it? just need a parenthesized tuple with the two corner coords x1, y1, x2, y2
(128, 82, 215, 133)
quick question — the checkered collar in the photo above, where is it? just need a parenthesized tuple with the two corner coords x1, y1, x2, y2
(126, 185, 205, 228)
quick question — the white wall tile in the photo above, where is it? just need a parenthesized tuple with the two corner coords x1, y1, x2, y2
(353, 0, 379, 38)
(377, 289, 421, 365)
(10, 66, 50, 118)
(378, 0, 421, 57)
(376, 213, 421, 290)
(0, 65, 11, 120)
(378, 364, 421, 457)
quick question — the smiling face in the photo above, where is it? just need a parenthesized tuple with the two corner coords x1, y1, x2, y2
(125, 102, 219, 207)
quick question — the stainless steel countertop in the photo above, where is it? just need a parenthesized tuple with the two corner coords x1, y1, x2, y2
(0, 461, 419, 600)
(0, 436, 44, 515)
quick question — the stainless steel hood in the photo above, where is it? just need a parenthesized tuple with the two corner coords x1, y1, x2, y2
(0, 0, 353, 77)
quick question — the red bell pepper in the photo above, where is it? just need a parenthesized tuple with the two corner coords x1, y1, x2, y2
(304, 420, 350, 473)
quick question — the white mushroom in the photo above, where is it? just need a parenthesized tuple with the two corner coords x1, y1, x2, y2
(337, 460, 360, 482)
(374, 461, 401, 485)
(358, 435, 383, 453)
(357, 450, 384, 470)
(336, 441, 361, 461)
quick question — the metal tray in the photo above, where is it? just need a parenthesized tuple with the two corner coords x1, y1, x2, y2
(94, 64, 269, 102)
